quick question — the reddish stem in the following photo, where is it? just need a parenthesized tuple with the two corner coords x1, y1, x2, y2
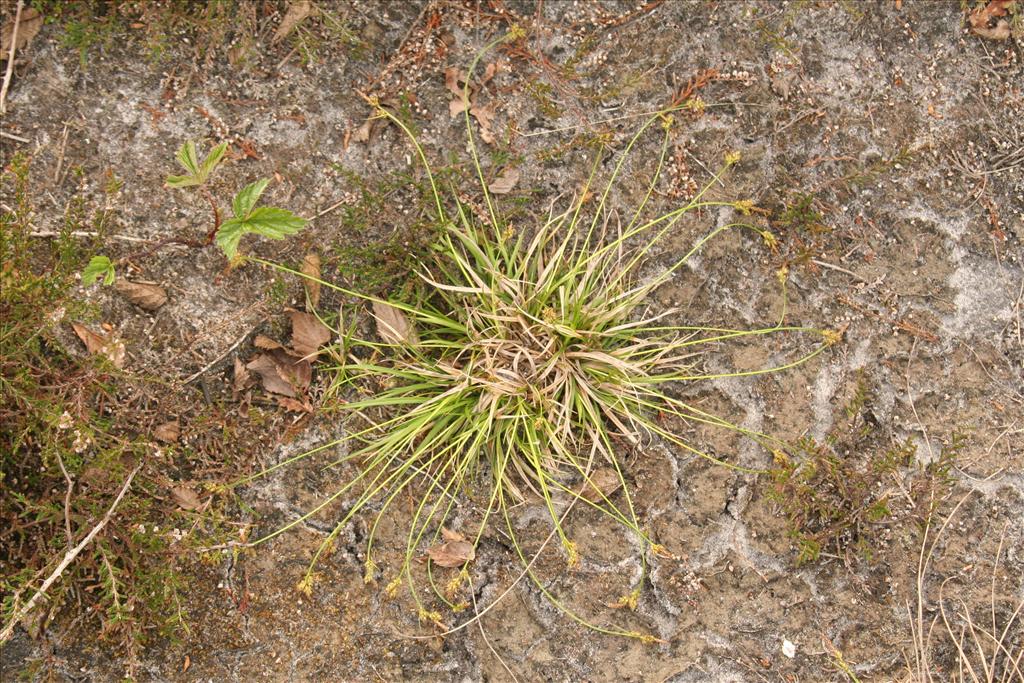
(202, 188, 221, 244)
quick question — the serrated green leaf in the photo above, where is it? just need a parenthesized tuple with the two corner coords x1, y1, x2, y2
(214, 208, 307, 260)
(232, 178, 270, 219)
(239, 207, 308, 239)
(165, 173, 201, 188)
(82, 255, 115, 286)
(175, 140, 200, 175)
(167, 140, 227, 187)
(200, 142, 228, 182)
(215, 218, 246, 261)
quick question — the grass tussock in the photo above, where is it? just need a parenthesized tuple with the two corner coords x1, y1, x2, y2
(239, 31, 834, 639)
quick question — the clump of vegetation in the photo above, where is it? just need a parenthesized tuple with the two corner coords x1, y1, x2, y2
(0, 154, 191, 661)
(85, 139, 307, 285)
(237, 31, 833, 640)
(769, 371, 961, 565)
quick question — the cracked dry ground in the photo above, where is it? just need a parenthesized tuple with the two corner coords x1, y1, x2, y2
(1, 1, 1021, 681)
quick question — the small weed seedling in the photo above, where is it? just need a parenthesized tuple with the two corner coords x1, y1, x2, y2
(769, 372, 962, 565)
(235, 30, 835, 641)
(83, 140, 306, 285)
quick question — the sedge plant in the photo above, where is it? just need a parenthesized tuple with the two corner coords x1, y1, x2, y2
(236, 29, 836, 640)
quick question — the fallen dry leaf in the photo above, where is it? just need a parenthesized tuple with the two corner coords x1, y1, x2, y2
(276, 395, 312, 412)
(233, 357, 252, 393)
(352, 105, 396, 145)
(449, 98, 469, 118)
(488, 167, 520, 195)
(444, 66, 466, 98)
(480, 61, 498, 86)
(372, 301, 418, 346)
(471, 104, 496, 144)
(426, 540, 475, 568)
(246, 351, 309, 397)
(441, 527, 465, 542)
(1, 7, 43, 55)
(170, 486, 203, 511)
(71, 323, 125, 368)
(301, 252, 321, 310)
(271, 0, 313, 44)
(153, 420, 180, 444)
(352, 117, 375, 143)
(578, 467, 623, 502)
(444, 66, 500, 143)
(969, 0, 1014, 39)
(114, 280, 167, 311)
(288, 310, 331, 358)
(254, 334, 284, 350)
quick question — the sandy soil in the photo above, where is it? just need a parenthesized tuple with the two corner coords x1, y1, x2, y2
(1, 1, 1021, 681)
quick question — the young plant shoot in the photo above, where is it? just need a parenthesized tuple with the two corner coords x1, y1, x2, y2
(83, 140, 307, 283)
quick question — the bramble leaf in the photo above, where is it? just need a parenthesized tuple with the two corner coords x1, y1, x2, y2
(200, 142, 228, 180)
(215, 219, 247, 261)
(166, 140, 228, 188)
(175, 140, 200, 175)
(165, 172, 199, 189)
(82, 255, 115, 286)
(238, 207, 307, 238)
(216, 208, 307, 260)
(232, 178, 270, 219)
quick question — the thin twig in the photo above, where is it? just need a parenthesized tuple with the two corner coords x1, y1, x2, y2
(29, 231, 150, 243)
(53, 122, 70, 183)
(1, 129, 29, 142)
(811, 258, 869, 283)
(470, 575, 520, 683)
(0, 461, 143, 644)
(181, 325, 257, 385)
(55, 452, 74, 547)
(0, 0, 23, 115)
(313, 198, 350, 220)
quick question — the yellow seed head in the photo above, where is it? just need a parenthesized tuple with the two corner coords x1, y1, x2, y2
(565, 540, 580, 568)
(724, 150, 742, 166)
(296, 573, 315, 597)
(734, 199, 755, 215)
(684, 97, 705, 115)
(823, 328, 844, 346)
(507, 24, 527, 41)
(363, 558, 377, 585)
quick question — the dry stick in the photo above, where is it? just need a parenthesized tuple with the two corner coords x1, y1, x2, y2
(470, 575, 521, 683)
(55, 452, 74, 547)
(1, 129, 29, 142)
(29, 230, 150, 243)
(0, 0, 23, 115)
(53, 122, 70, 183)
(811, 258, 869, 284)
(181, 324, 258, 385)
(0, 462, 143, 644)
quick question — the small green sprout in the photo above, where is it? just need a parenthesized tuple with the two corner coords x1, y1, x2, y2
(215, 179, 307, 261)
(165, 140, 228, 188)
(81, 255, 115, 286)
